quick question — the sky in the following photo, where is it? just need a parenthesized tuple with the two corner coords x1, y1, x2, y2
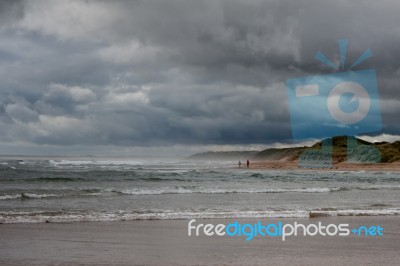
(0, 0, 399, 156)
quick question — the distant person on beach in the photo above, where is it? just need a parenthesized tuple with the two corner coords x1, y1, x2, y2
(247, 160, 249, 168)
(238, 161, 241, 168)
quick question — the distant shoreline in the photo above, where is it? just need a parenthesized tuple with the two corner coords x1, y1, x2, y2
(188, 136, 400, 164)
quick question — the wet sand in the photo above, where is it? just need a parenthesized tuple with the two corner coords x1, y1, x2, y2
(1, 217, 399, 265)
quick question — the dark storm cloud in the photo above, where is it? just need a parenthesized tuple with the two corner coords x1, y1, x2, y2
(0, 0, 399, 152)
(0, 0, 24, 26)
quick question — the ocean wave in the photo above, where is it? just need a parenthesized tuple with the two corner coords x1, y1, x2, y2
(0, 187, 341, 201)
(0, 210, 309, 223)
(49, 159, 146, 166)
(351, 185, 400, 191)
(137, 177, 187, 182)
(310, 208, 400, 217)
(0, 193, 62, 200)
(36, 177, 88, 182)
(0, 194, 21, 200)
(369, 203, 390, 207)
(0, 177, 88, 183)
(1, 185, 397, 201)
(116, 187, 342, 195)
(1, 208, 399, 223)
(21, 193, 61, 199)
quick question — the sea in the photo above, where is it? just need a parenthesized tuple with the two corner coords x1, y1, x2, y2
(0, 157, 399, 223)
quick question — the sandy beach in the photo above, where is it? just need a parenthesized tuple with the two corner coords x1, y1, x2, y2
(0, 217, 399, 265)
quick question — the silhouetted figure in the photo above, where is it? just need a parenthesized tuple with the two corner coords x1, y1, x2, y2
(247, 160, 249, 168)
(238, 161, 242, 168)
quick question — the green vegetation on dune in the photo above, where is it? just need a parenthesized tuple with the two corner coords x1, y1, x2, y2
(253, 147, 305, 161)
(379, 141, 400, 163)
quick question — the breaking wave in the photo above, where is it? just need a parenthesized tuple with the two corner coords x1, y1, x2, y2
(1, 208, 399, 224)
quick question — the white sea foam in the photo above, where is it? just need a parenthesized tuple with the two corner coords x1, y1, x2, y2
(1, 208, 399, 224)
(22, 193, 61, 199)
(117, 187, 341, 195)
(0, 193, 62, 200)
(0, 210, 309, 223)
(0, 194, 21, 200)
(49, 159, 157, 166)
(311, 208, 400, 217)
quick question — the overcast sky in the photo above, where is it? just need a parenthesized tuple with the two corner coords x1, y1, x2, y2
(0, 0, 399, 156)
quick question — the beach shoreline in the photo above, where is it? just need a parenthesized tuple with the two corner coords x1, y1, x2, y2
(0, 216, 399, 265)
(247, 161, 400, 171)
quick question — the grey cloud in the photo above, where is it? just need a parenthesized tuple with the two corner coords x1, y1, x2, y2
(0, 0, 399, 153)
(5, 103, 38, 122)
(0, 0, 24, 26)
